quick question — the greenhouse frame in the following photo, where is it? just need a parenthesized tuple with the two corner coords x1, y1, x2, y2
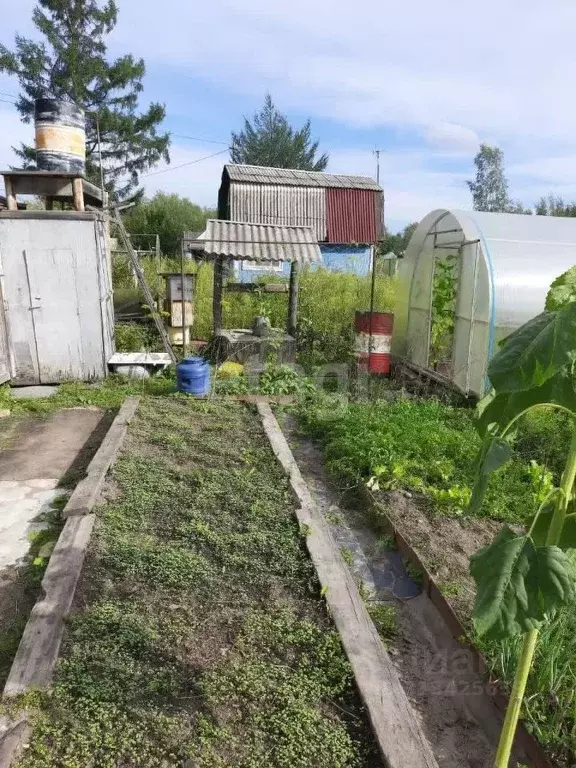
(392, 208, 576, 397)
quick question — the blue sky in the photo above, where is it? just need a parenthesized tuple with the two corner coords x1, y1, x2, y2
(2, 0, 576, 232)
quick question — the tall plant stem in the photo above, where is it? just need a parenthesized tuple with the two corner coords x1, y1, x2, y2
(494, 425, 576, 767)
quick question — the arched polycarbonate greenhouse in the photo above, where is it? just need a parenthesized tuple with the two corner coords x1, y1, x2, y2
(392, 209, 576, 397)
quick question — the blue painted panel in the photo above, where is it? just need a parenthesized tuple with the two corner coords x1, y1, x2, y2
(316, 245, 372, 277)
(232, 245, 372, 282)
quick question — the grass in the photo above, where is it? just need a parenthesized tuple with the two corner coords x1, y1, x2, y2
(12, 398, 380, 768)
(478, 598, 576, 767)
(0, 376, 176, 417)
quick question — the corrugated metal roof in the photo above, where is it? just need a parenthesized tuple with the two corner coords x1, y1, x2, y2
(230, 183, 326, 240)
(224, 164, 382, 191)
(326, 188, 379, 243)
(184, 220, 321, 265)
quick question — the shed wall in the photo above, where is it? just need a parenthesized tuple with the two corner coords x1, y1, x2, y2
(229, 184, 326, 240)
(325, 188, 381, 243)
(0, 213, 114, 385)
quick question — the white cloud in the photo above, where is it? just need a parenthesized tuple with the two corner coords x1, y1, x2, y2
(424, 123, 480, 153)
(106, 0, 576, 145)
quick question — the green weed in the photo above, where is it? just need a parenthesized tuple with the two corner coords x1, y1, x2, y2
(298, 395, 552, 524)
(440, 581, 463, 598)
(367, 604, 397, 644)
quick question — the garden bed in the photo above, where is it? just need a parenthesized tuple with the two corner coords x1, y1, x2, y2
(297, 393, 575, 767)
(9, 398, 382, 767)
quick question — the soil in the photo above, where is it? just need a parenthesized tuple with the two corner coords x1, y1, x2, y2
(281, 414, 529, 768)
(374, 490, 503, 625)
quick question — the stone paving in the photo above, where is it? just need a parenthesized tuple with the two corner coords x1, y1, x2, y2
(0, 479, 63, 569)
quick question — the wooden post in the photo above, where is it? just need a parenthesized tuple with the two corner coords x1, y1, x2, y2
(45, 196, 54, 211)
(213, 256, 224, 335)
(72, 177, 84, 212)
(287, 260, 300, 337)
(3, 177, 17, 211)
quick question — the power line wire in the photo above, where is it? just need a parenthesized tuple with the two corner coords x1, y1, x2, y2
(172, 133, 229, 146)
(113, 147, 230, 185)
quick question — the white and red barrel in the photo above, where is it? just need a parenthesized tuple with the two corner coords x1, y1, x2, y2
(354, 311, 394, 375)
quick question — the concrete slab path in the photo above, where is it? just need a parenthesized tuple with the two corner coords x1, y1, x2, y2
(0, 409, 103, 570)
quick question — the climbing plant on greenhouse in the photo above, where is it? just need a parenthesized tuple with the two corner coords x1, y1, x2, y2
(468, 267, 576, 767)
(429, 254, 458, 368)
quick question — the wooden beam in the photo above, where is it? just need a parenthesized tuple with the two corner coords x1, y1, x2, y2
(287, 261, 300, 336)
(256, 403, 439, 768)
(226, 282, 289, 294)
(63, 397, 140, 517)
(213, 256, 224, 335)
(3, 177, 17, 211)
(72, 177, 84, 211)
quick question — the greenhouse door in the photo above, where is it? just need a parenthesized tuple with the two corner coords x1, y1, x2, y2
(451, 241, 484, 394)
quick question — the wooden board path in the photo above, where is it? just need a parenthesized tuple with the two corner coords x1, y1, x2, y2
(256, 402, 439, 768)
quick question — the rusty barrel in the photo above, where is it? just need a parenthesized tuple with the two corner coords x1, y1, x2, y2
(354, 311, 394, 374)
(35, 98, 86, 174)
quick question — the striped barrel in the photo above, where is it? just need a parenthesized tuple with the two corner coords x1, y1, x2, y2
(35, 98, 86, 175)
(354, 311, 394, 375)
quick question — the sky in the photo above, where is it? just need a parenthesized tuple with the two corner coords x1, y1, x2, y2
(2, 0, 576, 232)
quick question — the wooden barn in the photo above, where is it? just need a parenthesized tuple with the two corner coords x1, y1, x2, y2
(217, 164, 383, 280)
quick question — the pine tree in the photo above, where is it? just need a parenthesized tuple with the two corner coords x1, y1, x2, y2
(0, 0, 170, 199)
(231, 94, 328, 171)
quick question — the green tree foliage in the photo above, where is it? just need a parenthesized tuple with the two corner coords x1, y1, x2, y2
(379, 222, 417, 257)
(467, 144, 528, 213)
(535, 195, 576, 217)
(0, 0, 170, 199)
(231, 93, 328, 171)
(123, 192, 216, 256)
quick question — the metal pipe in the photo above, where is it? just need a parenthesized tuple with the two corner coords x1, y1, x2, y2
(181, 239, 187, 358)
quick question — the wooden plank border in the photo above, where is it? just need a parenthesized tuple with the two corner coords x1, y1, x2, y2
(63, 397, 140, 517)
(0, 398, 140, 767)
(359, 484, 554, 768)
(256, 402, 439, 768)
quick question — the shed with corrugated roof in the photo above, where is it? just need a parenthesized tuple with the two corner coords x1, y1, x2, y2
(217, 164, 383, 280)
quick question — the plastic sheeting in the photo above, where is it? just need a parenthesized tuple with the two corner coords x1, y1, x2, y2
(393, 209, 576, 396)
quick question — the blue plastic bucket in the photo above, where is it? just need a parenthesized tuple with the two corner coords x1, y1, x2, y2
(176, 356, 210, 397)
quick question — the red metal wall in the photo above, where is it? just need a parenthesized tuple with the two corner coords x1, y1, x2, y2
(326, 188, 382, 244)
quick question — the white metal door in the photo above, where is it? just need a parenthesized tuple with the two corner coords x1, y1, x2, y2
(24, 249, 83, 383)
(0, 283, 9, 385)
